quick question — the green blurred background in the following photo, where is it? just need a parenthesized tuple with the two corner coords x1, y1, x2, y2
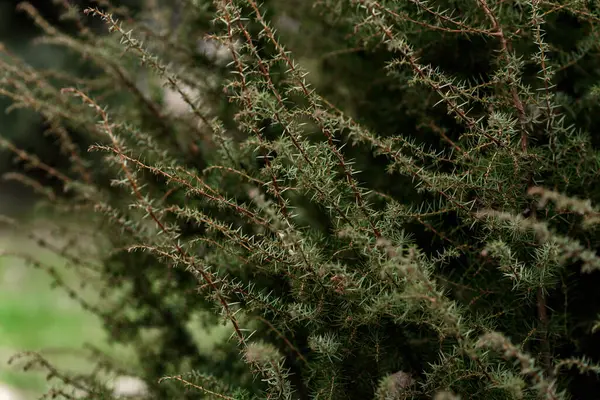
(0, 1, 143, 398)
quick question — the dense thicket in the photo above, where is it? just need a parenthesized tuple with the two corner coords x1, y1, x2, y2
(3, 0, 600, 399)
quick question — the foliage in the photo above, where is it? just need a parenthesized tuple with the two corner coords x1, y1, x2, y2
(2, 0, 600, 399)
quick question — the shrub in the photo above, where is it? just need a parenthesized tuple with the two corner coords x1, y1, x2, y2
(2, 0, 600, 399)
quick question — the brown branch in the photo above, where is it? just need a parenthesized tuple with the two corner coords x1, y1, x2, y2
(62, 87, 247, 344)
(476, 0, 528, 152)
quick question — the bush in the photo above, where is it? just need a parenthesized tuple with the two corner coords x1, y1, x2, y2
(3, 0, 600, 399)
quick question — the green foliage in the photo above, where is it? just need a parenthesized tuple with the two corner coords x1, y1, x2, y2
(3, 0, 600, 399)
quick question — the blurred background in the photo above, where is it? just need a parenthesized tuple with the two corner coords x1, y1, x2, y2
(0, 1, 145, 398)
